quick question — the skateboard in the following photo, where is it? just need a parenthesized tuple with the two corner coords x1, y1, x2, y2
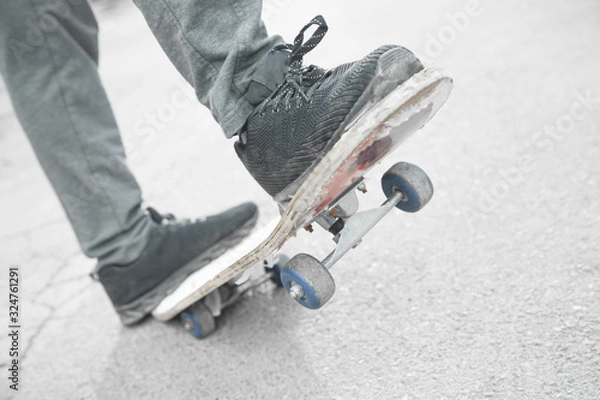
(152, 68, 454, 338)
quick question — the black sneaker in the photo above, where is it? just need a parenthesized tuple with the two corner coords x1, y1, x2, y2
(93, 202, 258, 325)
(235, 15, 424, 200)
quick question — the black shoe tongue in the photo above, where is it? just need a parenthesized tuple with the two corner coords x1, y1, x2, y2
(245, 50, 289, 106)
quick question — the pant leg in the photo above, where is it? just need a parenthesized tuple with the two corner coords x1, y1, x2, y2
(132, 0, 288, 137)
(0, 0, 152, 267)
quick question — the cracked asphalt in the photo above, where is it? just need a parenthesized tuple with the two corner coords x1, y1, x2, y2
(1, 0, 599, 399)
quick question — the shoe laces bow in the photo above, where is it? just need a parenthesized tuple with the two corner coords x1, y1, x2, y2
(260, 15, 329, 113)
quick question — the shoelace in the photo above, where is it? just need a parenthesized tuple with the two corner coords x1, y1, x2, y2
(258, 15, 329, 114)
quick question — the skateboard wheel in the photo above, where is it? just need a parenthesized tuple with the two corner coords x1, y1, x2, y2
(180, 302, 216, 339)
(381, 162, 434, 212)
(281, 254, 335, 310)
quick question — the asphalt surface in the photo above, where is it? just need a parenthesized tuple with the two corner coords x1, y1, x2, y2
(1, 0, 599, 399)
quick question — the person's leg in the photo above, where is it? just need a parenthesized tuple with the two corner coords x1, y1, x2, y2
(0, 0, 260, 325)
(0, 0, 151, 267)
(132, 0, 288, 137)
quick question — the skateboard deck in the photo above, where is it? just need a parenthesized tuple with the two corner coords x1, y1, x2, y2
(153, 68, 453, 321)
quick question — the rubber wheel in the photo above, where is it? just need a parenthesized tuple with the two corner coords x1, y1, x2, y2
(280, 254, 335, 310)
(180, 302, 216, 339)
(381, 162, 434, 212)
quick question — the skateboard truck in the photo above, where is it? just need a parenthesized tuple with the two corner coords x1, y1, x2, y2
(281, 161, 434, 310)
(285, 189, 405, 304)
(180, 253, 288, 339)
(323, 189, 404, 268)
(284, 190, 404, 309)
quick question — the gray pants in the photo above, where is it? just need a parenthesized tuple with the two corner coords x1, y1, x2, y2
(0, 0, 285, 266)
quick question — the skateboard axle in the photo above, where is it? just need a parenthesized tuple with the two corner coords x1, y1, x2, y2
(288, 283, 305, 300)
